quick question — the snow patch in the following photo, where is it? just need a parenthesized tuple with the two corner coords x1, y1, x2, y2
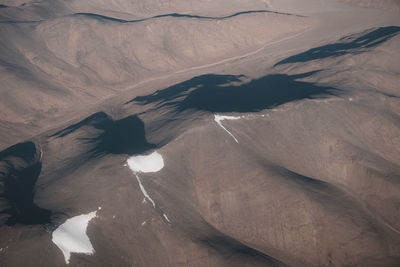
(135, 174, 156, 208)
(52, 211, 97, 264)
(214, 114, 241, 143)
(163, 213, 171, 223)
(127, 151, 164, 209)
(127, 152, 164, 173)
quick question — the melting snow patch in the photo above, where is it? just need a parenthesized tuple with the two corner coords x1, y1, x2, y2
(163, 213, 171, 223)
(135, 174, 156, 208)
(52, 211, 97, 264)
(127, 152, 164, 173)
(127, 151, 164, 209)
(214, 114, 241, 143)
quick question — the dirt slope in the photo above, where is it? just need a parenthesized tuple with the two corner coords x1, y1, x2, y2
(339, 0, 400, 10)
(0, 0, 400, 266)
(0, 6, 312, 148)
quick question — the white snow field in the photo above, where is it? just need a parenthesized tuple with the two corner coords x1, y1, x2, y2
(52, 210, 98, 264)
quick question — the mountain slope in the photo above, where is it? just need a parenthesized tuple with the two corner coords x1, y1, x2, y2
(0, 0, 400, 266)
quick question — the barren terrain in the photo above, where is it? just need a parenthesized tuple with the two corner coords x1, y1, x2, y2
(1, 0, 400, 266)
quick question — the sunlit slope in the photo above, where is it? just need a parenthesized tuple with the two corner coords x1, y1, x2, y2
(0, 10, 312, 148)
(340, 0, 400, 10)
(0, 0, 271, 20)
(1, 1, 400, 266)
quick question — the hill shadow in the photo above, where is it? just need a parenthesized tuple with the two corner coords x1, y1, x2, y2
(74, 9, 302, 24)
(52, 112, 156, 156)
(128, 71, 337, 113)
(200, 233, 285, 265)
(0, 142, 52, 226)
(127, 74, 243, 105)
(274, 26, 400, 66)
(51, 112, 109, 138)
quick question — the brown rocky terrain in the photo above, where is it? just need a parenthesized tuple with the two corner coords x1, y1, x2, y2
(0, 0, 400, 266)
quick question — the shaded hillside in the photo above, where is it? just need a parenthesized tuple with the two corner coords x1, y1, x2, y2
(275, 26, 400, 66)
(0, 0, 400, 266)
(130, 72, 336, 113)
(52, 112, 156, 156)
(0, 8, 312, 148)
(0, 142, 51, 225)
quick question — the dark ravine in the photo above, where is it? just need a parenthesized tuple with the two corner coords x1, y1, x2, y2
(52, 112, 156, 156)
(1, 0, 400, 266)
(73, 9, 304, 23)
(130, 71, 337, 113)
(274, 26, 400, 66)
(0, 9, 302, 24)
(0, 141, 52, 225)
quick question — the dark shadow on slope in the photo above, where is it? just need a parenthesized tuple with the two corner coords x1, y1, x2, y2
(74, 9, 302, 24)
(275, 26, 400, 66)
(269, 166, 382, 232)
(127, 74, 243, 105)
(0, 142, 52, 226)
(175, 204, 288, 265)
(160, 190, 287, 266)
(83, 115, 156, 156)
(52, 112, 156, 156)
(200, 234, 286, 266)
(51, 112, 109, 138)
(1, 9, 303, 24)
(129, 71, 337, 113)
